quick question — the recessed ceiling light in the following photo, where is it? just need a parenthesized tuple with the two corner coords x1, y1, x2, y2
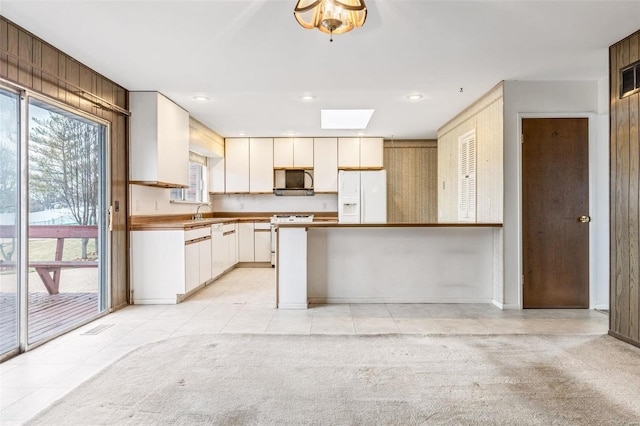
(357, 131, 366, 136)
(286, 131, 297, 136)
(321, 109, 374, 130)
(299, 95, 316, 102)
(193, 95, 210, 102)
(406, 94, 423, 101)
(238, 132, 248, 136)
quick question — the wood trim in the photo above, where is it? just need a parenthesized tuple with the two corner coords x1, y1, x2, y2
(129, 180, 188, 189)
(0, 16, 129, 309)
(383, 140, 437, 148)
(609, 330, 640, 349)
(277, 223, 503, 228)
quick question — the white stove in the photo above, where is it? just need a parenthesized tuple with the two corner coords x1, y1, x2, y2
(270, 214, 314, 266)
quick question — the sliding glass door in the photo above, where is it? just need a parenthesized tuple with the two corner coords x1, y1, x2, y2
(27, 98, 109, 344)
(0, 87, 20, 357)
(0, 85, 109, 360)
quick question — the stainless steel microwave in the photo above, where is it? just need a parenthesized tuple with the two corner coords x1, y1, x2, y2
(273, 169, 314, 195)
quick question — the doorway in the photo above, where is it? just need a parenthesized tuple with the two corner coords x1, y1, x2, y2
(0, 86, 110, 360)
(522, 118, 590, 308)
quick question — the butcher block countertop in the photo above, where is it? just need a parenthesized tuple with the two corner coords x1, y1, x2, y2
(276, 222, 503, 228)
(129, 213, 338, 231)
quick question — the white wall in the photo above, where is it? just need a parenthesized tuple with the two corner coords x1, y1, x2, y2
(212, 194, 338, 214)
(129, 184, 205, 216)
(502, 80, 608, 309)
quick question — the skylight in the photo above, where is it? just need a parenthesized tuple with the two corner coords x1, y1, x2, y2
(320, 109, 374, 130)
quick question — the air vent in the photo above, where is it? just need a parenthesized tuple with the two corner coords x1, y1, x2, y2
(621, 60, 640, 98)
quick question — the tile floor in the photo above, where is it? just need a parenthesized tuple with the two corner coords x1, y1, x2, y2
(0, 267, 609, 425)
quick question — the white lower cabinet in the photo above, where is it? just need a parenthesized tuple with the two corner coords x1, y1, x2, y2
(254, 223, 271, 262)
(212, 222, 238, 278)
(238, 222, 256, 262)
(211, 224, 226, 278)
(131, 225, 211, 304)
(238, 221, 271, 263)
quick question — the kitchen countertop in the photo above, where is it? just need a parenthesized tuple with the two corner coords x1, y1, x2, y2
(276, 222, 502, 228)
(129, 215, 339, 231)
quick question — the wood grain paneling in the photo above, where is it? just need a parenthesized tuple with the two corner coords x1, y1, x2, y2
(384, 140, 438, 223)
(0, 16, 129, 310)
(610, 29, 640, 347)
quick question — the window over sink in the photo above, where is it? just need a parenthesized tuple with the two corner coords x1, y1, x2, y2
(170, 152, 208, 202)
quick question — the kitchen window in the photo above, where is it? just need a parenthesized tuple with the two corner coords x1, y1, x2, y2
(170, 152, 207, 202)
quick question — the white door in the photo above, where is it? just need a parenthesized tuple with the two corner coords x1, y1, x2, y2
(361, 170, 387, 223)
(338, 171, 361, 223)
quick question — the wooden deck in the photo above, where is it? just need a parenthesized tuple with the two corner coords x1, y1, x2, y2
(0, 292, 99, 355)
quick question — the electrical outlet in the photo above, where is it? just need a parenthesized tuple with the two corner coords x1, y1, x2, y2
(154, 201, 158, 210)
(136, 200, 140, 211)
(240, 203, 244, 210)
(322, 202, 327, 210)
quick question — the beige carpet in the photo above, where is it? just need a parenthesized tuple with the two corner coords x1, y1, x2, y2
(28, 334, 640, 425)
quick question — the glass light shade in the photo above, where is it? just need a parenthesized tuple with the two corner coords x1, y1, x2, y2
(294, 0, 367, 36)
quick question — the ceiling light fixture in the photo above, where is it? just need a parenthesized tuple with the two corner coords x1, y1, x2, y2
(406, 94, 424, 101)
(238, 132, 248, 137)
(193, 95, 210, 102)
(300, 95, 316, 101)
(294, 0, 367, 42)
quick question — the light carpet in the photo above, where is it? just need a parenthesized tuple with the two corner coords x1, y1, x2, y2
(28, 334, 640, 425)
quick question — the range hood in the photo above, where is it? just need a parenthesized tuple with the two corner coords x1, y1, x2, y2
(273, 169, 314, 196)
(273, 188, 315, 196)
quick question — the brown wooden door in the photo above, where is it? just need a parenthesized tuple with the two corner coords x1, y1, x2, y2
(522, 118, 589, 308)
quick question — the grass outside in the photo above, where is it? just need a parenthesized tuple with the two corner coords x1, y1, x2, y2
(0, 238, 98, 264)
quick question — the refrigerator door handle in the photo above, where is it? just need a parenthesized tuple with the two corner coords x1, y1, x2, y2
(361, 191, 365, 223)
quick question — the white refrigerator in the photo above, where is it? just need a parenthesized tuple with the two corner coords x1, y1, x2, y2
(338, 170, 387, 223)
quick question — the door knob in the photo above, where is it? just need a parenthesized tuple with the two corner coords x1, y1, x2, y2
(578, 215, 591, 223)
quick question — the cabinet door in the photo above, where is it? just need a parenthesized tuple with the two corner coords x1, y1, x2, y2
(313, 138, 338, 192)
(184, 243, 199, 293)
(238, 222, 255, 262)
(225, 138, 250, 193)
(249, 138, 274, 193)
(338, 137, 360, 168)
(360, 137, 384, 168)
(211, 225, 225, 278)
(199, 238, 212, 285)
(273, 138, 294, 168)
(228, 225, 238, 266)
(157, 94, 190, 186)
(254, 227, 272, 262)
(293, 138, 314, 168)
(208, 156, 225, 194)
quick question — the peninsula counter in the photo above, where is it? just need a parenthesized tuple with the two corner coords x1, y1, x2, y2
(276, 223, 503, 309)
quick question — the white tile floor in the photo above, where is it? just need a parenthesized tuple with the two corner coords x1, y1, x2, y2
(0, 267, 609, 425)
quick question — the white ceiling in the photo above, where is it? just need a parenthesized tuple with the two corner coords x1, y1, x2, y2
(2, 0, 640, 139)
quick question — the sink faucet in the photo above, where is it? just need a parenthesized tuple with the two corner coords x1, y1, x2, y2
(194, 203, 212, 220)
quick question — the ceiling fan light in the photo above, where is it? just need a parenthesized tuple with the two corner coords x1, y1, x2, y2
(294, 0, 367, 39)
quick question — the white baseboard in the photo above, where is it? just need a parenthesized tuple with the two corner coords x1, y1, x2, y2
(594, 304, 609, 311)
(308, 297, 494, 305)
(278, 302, 309, 310)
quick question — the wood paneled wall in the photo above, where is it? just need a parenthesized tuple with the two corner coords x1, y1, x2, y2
(610, 30, 640, 347)
(384, 140, 438, 223)
(0, 17, 130, 310)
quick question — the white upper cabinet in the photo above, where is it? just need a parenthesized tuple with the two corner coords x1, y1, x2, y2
(338, 137, 360, 168)
(225, 138, 250, 193)
(359, 137, 384, 168)
(273, 138, 294, 168)
(338, 137, 383, 169)
(129, 92, 189, 187)
(249, 138, 274, 193)
(293, 138, 314, 168)
(314, 138, 338, 192)
(274, 137, 313, 168)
